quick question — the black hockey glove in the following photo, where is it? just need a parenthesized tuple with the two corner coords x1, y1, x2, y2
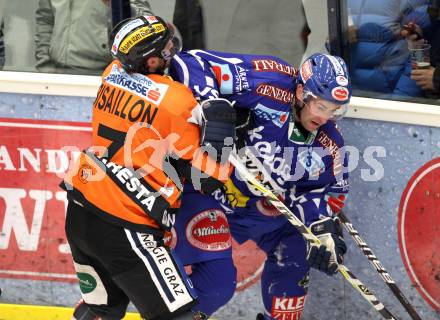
(200, 98, 236, 162)
(307, 217, 347, 276)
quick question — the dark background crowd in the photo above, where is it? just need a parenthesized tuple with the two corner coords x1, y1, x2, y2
(0, 0, 439, 101)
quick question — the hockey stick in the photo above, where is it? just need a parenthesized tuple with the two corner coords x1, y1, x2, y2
(338, 210, 421, 320)
(228, 152, 398, 320)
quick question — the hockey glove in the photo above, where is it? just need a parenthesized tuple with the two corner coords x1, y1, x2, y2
(200, 98, 236, 162)
(307, 217, 347, 276)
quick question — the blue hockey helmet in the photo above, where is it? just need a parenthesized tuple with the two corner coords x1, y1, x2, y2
(297, 53, 352, 119)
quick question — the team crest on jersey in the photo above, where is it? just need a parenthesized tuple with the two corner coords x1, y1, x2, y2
(186, 209, 231, 251)
(78, 164, 94, 184)
(298, 148, 325, 177)
(254, 103, 289, 128)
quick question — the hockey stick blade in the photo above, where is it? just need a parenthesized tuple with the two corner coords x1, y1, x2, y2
(229, 152, 398, 320)
(338, 210, 422, 320)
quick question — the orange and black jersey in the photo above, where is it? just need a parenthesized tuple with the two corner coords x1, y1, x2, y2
(62, 60, 230, 234)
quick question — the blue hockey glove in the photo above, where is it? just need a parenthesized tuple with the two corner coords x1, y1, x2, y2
(307, 217, 346, 275)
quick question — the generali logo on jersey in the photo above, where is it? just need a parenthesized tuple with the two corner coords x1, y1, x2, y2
(252, 59, 296, 77)
(256, 84, 294, 103)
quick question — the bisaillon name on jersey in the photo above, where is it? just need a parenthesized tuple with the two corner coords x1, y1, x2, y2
(94, 83, 159, 125)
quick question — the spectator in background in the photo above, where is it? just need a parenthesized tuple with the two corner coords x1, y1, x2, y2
(405, 0, 440, 98)
(0, 19, 4, 70)
(173, 0, 205, 50)
(347, 0, 431, 98)
(183, 0, 308, 67)
(35, 0, 153, 75)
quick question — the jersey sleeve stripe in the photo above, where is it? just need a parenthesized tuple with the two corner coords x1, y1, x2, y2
(125, 230, 195, 311)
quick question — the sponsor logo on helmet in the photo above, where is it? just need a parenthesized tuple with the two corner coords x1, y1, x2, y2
(326, 54, 345, 76)
(256, 84, 294, 103)
(111, 44, 118, 55)
(144, 15, 159, 23)
(300, 60, 313, 82)
(152, 23, 166, 33)
(254, 103, 289, 128)
(186, 209, 231, 251)
(112, 18, 144, 55)
(119, 23, 166, 54)
(336, 75, 348, 86)
(331, 86, 349, 101)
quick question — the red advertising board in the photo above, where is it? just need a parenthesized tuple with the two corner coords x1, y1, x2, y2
(0, 118, 92, 281)
(398, 158, 440, 311)
(0, 117, 265, 289)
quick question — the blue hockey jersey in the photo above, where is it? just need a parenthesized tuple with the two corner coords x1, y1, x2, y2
(169, 50, 349, 226)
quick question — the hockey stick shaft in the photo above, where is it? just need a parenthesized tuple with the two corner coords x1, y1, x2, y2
(338, 210, 422, 320)
(229, 153, 398, 320)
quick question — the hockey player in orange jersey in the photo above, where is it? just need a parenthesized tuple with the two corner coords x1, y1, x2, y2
(61, 15, 236, 320)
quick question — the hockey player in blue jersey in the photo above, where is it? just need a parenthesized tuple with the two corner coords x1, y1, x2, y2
(168, 50, 351, 320)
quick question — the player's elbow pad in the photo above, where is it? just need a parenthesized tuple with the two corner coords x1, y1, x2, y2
(200, 99, 236, 162)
